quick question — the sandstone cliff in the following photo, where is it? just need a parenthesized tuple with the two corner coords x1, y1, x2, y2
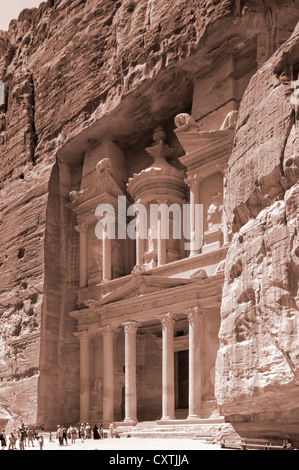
(216, 23, 299, 434)
(0, 0, 298, 430)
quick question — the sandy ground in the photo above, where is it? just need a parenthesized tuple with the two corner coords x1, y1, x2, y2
(3, 435, 224, 451)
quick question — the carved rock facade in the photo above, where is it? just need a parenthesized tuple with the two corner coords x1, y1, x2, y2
(0, 0, 298, 444)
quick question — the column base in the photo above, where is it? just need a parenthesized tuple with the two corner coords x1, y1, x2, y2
(189, 251, 201, 258)
(122, 419, 137, 426)
(160, 416, 176, 421)
(187, 414, 202, 421)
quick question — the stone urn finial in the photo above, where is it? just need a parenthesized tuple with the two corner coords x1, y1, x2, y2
(153, 126, 167, 143)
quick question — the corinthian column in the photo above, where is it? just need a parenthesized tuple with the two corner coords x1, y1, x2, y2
(123, 321, 141, 424)
(159, 313, 175, 420)
(102, 217, 112, 282)
(136, 210, 145, 266)
(101, 326, 117, 424)
(75, 331, 90, 423)
(75, 223, 88, 288)
(186, 307, 203, 419)
(158, 201, 168, 266)
(185, 175, 203, 257)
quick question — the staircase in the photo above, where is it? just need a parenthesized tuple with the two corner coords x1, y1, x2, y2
(114, 418, 229, 445)
(112, 399, 235, 445)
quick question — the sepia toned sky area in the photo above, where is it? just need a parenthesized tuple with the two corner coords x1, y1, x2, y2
(0, 0, 43, 31)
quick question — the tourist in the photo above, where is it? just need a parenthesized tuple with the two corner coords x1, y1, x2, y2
(8, 432, 15, 450)
(85, 422, 91, 439)
(27, 428, 35, 447)
(12, 430, 17, 449)
(70, 425, 77, 444)
(8, 432, 16, 450)
(99, 423, 104, 439)
(57, 425, 64, 446)
(67, 425, 72, 442)
(80, 423, 85, 442)
(49, 431, 54, 442)
(63, 426, 68, 445)
(38, 434, 44, 450)
(0, 429, 6, 450)
(109, 422, 115, 438)
(19, 427, 27, 450)
(93, 424, 100, 440)
(283, 435, 294, 450)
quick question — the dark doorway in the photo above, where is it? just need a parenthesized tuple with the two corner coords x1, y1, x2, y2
(175, 350, 189, 410)
(121, 386, 125, 420)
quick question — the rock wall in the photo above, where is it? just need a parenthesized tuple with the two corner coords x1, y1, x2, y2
(0, 0, 241, 430)
(0, 0, 298, 429)
(216, 23, 299, 434)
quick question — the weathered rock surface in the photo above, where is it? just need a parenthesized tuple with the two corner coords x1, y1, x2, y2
(216, 24, 299, 430)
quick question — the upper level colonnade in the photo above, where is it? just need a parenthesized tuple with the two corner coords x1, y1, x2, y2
(68, 110, 238, 288)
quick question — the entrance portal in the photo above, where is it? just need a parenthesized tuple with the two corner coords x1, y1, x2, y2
(175, 350, 189, 413)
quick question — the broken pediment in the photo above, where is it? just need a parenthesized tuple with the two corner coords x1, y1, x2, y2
(68, 158, 129, 225)
(69, 157, 125, 210)
(174, 112, 237, 155)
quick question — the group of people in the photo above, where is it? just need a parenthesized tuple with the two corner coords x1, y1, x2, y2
(0, 420, 117, 450)
(0, 423, 44, 450)
(283, 435, 295, 451)
(55, 422, 106, 446)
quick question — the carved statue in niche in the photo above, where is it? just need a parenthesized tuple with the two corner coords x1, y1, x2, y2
(207, 193, 222, 231)
(112, 241, 121, 266)
(90, 238, 102, 268)
(92, 377, 103, 396)
(220, 110, 239, 130)
(147, 228, 155, 253)
(91, 377, 103, 409)
(146, 227, 157, 255)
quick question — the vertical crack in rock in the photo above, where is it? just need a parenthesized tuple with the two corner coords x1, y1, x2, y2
(23, 72, 37, 166)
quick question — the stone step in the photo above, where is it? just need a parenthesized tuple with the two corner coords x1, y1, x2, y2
(114, 420, 229, 444)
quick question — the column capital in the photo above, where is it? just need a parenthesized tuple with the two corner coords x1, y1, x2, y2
(123, 321, 141, 334)
(137, 333, 147, 344)
(157, 313, 176, 329)
(157, 197, 169, 206)
(74, 330, 90, 343)
(75, 223, 88, 233)
(216, 163, 228, 177)
(184, 174, 203, 188)
(100, 325, 120, 338)
(185, 306, 203, 324)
